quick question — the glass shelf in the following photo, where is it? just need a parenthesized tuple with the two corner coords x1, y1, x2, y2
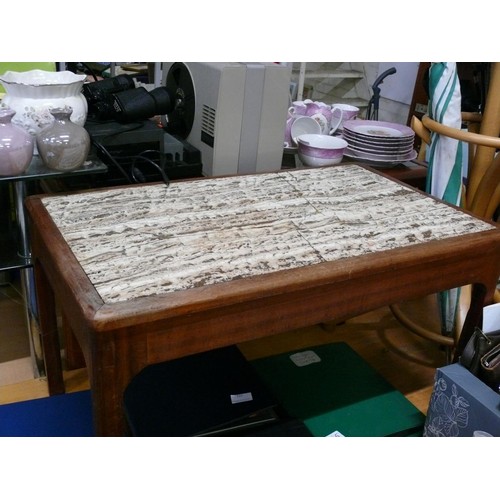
(0, 226, 30, 271)
(0, 153, 107, 183)
(0, 151, 108, 378)
(0, 153, 107, 273)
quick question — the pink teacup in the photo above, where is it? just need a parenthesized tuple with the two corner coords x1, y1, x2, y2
(311, 112, 330, 135)
(284, 113, 301, 146)
(330, 103, 359, 133)
(288, 101, 307, 116)
(290, 116, 322, 145)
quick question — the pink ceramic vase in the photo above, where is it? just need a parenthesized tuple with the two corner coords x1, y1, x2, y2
(0, 107, 34, 176)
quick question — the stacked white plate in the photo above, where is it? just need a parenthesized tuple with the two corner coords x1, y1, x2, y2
(342, 119, 417, 166)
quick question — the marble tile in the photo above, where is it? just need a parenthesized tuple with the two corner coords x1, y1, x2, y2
(42, 165, 495, 304)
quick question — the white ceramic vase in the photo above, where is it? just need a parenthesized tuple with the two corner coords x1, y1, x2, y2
(0, 70, 88, 153)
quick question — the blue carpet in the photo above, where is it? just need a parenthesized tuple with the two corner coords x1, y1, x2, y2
(0, 390, 94, 437)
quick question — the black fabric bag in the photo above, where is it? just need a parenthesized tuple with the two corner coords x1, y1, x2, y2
(460, 327, 500, 393)
(479, 342, 500, 393)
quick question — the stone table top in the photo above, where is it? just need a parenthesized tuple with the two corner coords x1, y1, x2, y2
(41, 165, 495, 304)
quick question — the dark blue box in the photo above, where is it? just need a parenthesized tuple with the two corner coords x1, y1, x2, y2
(424, 363, 500, 437)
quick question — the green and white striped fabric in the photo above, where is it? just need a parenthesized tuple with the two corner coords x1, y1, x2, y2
(426, 62, 463, 206)
(426, 62, 463, 336)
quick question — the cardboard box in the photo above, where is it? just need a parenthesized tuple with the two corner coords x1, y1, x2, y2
(251, 342, 425, 437)
(424, 363, 500, 437)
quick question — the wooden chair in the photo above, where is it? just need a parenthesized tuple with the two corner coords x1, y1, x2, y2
(390, 62, 500, 355)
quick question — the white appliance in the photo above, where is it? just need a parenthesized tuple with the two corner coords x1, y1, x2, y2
(162, 62, 291, 177)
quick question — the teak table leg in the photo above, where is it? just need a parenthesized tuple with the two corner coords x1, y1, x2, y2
(33, 257, 65, 395)
(62, 313, 86, 371)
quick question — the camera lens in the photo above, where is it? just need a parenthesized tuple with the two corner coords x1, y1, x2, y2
(112, 86, 173, 122)
(83, 73, 174, 123)
(82, 74, 136, 104)
(149, 87, 172, 114)
(113, 87, 156, 121)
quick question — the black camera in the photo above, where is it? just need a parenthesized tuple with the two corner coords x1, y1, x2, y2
(83, 75, 174, 123)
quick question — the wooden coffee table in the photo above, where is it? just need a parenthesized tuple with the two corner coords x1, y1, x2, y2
(26, 164, 500, 436)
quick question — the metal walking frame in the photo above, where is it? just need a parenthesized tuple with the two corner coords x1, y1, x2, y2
(365, 67, 397, 120)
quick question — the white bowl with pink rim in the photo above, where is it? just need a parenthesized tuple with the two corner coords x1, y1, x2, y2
(296, 134, 348, 167)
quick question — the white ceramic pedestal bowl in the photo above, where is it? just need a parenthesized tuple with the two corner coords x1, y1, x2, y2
(297, 134, 348, 167)
(0, 70, 88, 144)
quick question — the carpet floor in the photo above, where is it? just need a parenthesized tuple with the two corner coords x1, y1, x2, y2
(0, 389, 93, 437)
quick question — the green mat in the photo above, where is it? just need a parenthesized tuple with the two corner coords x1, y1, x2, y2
(251, 342, 425, 437)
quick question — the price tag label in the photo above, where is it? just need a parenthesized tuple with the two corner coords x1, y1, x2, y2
(290, 350, 321, 367)
(327, 430, 345, 437)
(230, 392, 253, 404)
